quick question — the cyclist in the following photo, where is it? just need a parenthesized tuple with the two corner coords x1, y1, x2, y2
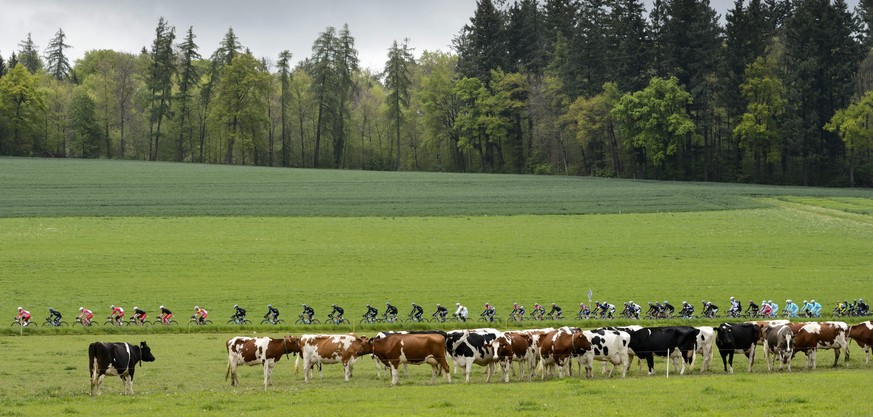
(409, 303, 423, 322)
(646, 302, 658, 318)
(531, 303, 545, 320)
(680, 301, 694, 319)
(15, 307, 31, 326)
(663, 301, 675, 318)
(800, 300, 812, 317)
(265, 304, 280, 323)
(132, 306, 147, 325)
(769, 300, 779, 317)
(810, 299, 822, 317)
(784, 299, 799, 318)
(194, 306, 209, 324)
(47, 307, 62, 326)
(384, 302, 398, 322)
(481, 303, 496, 322)
(601, 302, 616, 319)
(329, 304, 345, 323)
(159, 305, 173, 324)
(364, 304, 379, 322)
(454, 303, 468, 322)
(728, 297, 741, 317)
(578, 303, 590, 319)
(232, 304, 247, 323)
(510, 303, 525, 320)
(301, 304, 315, 323)
(858, 299, 869, 316)
(109, 305, 125, 325)
(627, 301, 640, 320)
(703, 301, 719, 318)
(760, 302, 773, 318)
(748, 300, 759, 317)
(433, 304, 448, 321)
(79, 306, 94, 326)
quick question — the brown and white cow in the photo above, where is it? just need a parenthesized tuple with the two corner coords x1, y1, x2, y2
(225, 336, 301, 390)
(537, 327, 591, 379)
(519, 327, 554, 376)
(370, 331, 452, 385)
(848, 321, 873, 364)
(763, 324, 794, 372)
(295, 334, 372, 383)
(792, 321, 849, 369)
(502, 331, 533, 381)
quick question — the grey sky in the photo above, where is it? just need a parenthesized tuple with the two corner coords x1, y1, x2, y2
(0, 0, 862, 72)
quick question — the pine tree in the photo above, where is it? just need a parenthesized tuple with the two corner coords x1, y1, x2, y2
(605, 0, 650, 92)
(543, 0, 578, 58)
(506, 0, 545, 76)
(310, 26, 338, 168)
(384, 39, 415, 170)
(146, 17, 176, 161)
(17, 33, 43, 74)
(277, 50, 292, 167)
(44, 28, 72, 80)
(176, 26, 200, 162)
(0, 52, 6, 77)
(455, 0, 507, 84)
(333, 24, 359, 167)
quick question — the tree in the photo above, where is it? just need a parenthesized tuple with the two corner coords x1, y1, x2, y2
(45, 28, 72, 81)
(68, 88, 100, 158)
(455, 0, 507, 84)
(733, 55, 786, 182)
(825, 91, 873, 186)
(0, 63, 46, 155)
(568, 82, 624, 176)
(605, 0, 650, 92)
(417, 50, 465, 171)
(310, 27, 337, 168)
(214, 52, 271, 164)
(17, 33, 43, 74)
(333, 24, 359, 167)
(176, 26, 201, 162)
(611, 77, 697, 178)
(277, 50, 292, 167)
(384, 39, 415, 170)
(0, 52, 6, 77)
(146, 17, 176, 161)
(506, 0, 545, 75)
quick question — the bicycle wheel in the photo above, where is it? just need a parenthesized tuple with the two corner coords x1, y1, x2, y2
(260, 319, 273, 325)
(296, 319, 306, 325)
(10, 321, 21, 327)
(188, 320, 200, 326)
(358, 319, 369, 325)
(309, 319, 319, 324)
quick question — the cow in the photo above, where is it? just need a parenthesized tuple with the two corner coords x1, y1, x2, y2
(627, 326, 699, 375)
(447, 328, 503, 375)
(225, 336, 301, 390)
(684, 326, 714, 373)
(599, 325, 642, 374)
(793, 321, 849, 369)
(848, 321, 873, 364)
(762, 324, 794, 372)
(88, 341, 155, 396)
(714, 323, 761, 373)
(370, 331, 451, 386)
(579, 328, 630, 378)
(372, 331, 409, 379)
(537, 327, 591, 379)
(502, 331, 533, 381)
(519, 328, 554, 376)
(446, 329, 512, 383)
(295, 334, 372, 383)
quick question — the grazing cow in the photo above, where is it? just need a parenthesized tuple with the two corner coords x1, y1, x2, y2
(296, 334, 372, 383)
(763, 324, 794, 372)
(627, 326, 699, 375)
(370, 331, 451, 386)
(519, 328, 555, 376)
(714, 323, 761, 373)
(88, 341, 155, 396)
(537, 327, 591, 379)
(848, 321, 873, 364)
(225, 336, 301, 390)
(502, 331, 533, 381)
(580, 328, 630, 378)
(793, 321, 849, 369)
(446, 330, 512, 383)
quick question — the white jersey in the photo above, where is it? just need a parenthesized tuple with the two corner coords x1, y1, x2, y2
(455, 305, 468, 318)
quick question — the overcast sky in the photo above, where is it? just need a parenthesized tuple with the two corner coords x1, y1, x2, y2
(0, 0, 860, 72)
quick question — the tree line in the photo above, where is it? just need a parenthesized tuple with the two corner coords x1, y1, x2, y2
(1, 0, 872, 186)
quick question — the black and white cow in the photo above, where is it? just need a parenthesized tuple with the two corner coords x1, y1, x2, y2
(88, 341, 156, 396)
(627, 326, 699, 375)
(580, 328, 630, 378)
(763, 324, 794, 372)
(715, 323, 761, 373)
(445, 329, 510, 383)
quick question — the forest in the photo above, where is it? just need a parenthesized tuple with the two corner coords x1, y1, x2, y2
(1, 0, 873, 186)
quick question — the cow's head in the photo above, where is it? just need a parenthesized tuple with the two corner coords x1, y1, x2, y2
(716, 324, 734, 346)
(781, 331, 794, 363)
(493, 336, 513, 360)
(139, 341, 156, 363)
(572, 332, 591, 354)
(284, 335, 303, 355)
(356, 336, 373, 355)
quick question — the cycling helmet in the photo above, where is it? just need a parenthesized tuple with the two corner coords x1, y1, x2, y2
(331, 304, 336, 307)
(133, 307, 138, 310)
(860, 299, 864, 302)
(580, 303, 585, 307)
(456, 303, 460, 307)
(234, 304, 238, 308)
(803, 300, 808, 303)
(682, 301, 687, 304)
(811, 299, 816, 303)
(18, 306, 22, 311)
(367, 304, 371, 307)
(552, 303, 557, 306)
(436, 303, 441, 307)
(386, 302, 390, 305)
(302, 304, 307, 307)
(730, 297, 734, 301)
(79, 307, 84, 311)
(110, 305, 115, 309)
(768, 300, 773, 303)
(160, 305, 164, 309)
(268, 304, 272, 308)
(786, 299, 791, 303)
(664, 301, 668, 304)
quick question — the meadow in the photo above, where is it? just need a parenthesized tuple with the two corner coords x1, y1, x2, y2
(1, 157, 872, 416)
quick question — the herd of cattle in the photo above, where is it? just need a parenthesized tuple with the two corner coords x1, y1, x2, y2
(88, 319, 873, 395)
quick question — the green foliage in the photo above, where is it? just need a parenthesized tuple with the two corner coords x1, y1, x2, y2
(68, 88, 100, 158)
(44, 28, 72, 81)
(215, 52, 271, 164)
(733, 54, 786, 181)
(0, 64, 46, 155)
(16, 32, 43, 74)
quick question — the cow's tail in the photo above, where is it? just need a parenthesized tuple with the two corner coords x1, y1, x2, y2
(294, 354, 300, 376)
(225, 360, 230, 381)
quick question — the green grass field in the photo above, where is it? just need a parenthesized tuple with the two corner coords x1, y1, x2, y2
(1, 157, 872, 416)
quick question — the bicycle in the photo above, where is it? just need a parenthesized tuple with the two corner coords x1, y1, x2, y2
(294, 314, 319, 325)
(508, 313, 525, 322)
(128, 317, 152, 327)
(227, 315, 252, 325)
(153, 317, 178, 326)
(73, 317, 94, 327)
(103, 317, 127, 326)
(405, 314, 425, 323)
(360, 315, 381, 324)
(188, 316, 214, 326)
(327, 315, 349, 325)
(382, 313, 398, 324)
(259, 317, 286, 326)
(547, 313, 565, 321)
(429, 314, 448, 323)
(42, 317, 68, 327)
(477, 315, 502, 324)
(10, 318, 32, 327)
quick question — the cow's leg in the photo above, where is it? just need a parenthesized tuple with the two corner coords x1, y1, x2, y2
(464, 360, 473, 384)
(89, 365, 99, 397)
(97, 374, 105, 396)
(129, 376, 134, 396)
(390, 363, 400, 386)
(343, 361, 351, 382)
(747, 347, 755, 372)
(646, 355, 655, 375)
